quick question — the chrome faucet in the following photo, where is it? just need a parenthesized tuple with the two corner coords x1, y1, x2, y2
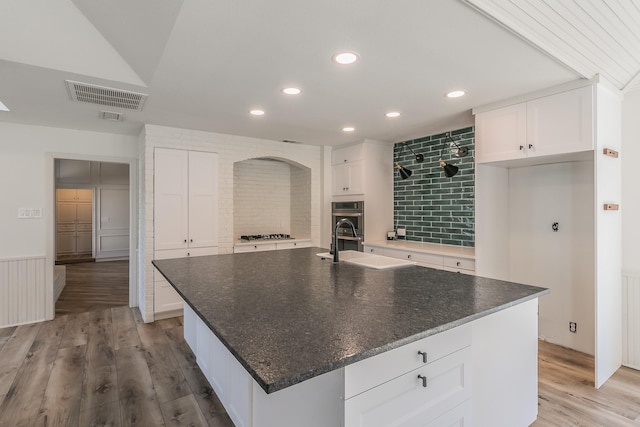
(332, 218, 358, 263)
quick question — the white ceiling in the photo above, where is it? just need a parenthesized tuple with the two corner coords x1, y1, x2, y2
(0, 0, 635, 146)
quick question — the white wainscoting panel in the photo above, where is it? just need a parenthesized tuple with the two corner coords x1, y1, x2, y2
(623, 273, 640, 370)
(0, 256, 47, 327)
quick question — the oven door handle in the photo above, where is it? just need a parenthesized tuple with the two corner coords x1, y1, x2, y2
(332, 212, 362, 217)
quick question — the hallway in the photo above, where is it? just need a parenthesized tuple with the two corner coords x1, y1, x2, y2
(55, 260, 129, 316)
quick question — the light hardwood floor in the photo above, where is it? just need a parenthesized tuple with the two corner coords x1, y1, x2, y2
(0, 306, 234, 426)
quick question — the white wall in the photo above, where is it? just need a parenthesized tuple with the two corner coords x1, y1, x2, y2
(622, 91, 640, 275)
(0, 122, 138, 259)
(234, 159, 292, 237)
(508, 161, 595, 355)
(0, 121, 138, 326)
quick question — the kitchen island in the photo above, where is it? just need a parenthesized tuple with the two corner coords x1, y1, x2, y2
(153, 247, 548, 427)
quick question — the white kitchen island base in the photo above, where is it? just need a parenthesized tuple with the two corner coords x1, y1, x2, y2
(183, 298, 539, 427)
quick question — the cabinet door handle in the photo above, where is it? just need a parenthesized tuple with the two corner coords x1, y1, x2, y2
(529, 144, 533, 149)
(456, 261, 461, 266)
(407, 254, 411, 259)
(418, 350, 427, 363)
(190, 239, 193, 243)
(184, 239, 187, 243)
(519, 145, 524, 150)
(417, 375, 427, 388)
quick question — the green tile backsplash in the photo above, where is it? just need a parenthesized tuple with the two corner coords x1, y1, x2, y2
(393, 126, 475, 247)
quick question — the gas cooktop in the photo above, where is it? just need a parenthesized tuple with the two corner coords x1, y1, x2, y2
(240, 234, 293, 241)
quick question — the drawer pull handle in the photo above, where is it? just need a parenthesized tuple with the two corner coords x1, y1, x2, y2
(418, 350, 427, 363)
(417, 375, 427, 388)
(456, 261, 461, 266)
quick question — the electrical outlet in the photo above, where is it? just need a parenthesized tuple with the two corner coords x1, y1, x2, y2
(569, 322, 577, 333)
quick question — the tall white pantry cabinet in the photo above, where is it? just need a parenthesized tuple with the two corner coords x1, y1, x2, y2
(154, 148, 219, 316)
(474, 80, 622, 388)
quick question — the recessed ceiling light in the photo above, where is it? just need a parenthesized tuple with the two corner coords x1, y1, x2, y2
(342, 126, 355, 132)
(385, 111, 401, 118)
(282, 87, 301, 95)
(0, 100, 9, 112)
(333, 52, 359, 65)
(446, 90, 466, 98)
(249, 109, 265, 116)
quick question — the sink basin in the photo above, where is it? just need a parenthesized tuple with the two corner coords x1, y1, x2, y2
(316, 251, 417, 270)
(316, 250, 371, 261)
(345, 255, 417, 270)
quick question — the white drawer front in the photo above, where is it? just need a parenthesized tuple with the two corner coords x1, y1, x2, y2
(443, 256, 475, 271)
(383, 248, 443, 266)
(345, 324, 471, 399)
(276, 240, 311, 250)
(234, 243, 277, 253)
(345, 346, 472, 427)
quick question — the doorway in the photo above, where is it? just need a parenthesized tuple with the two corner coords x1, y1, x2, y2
(50, 157, 137, 317)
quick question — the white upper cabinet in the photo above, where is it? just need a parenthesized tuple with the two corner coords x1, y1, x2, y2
(526, 86, 593, 157)
(188, 151, 219, 248)
(154, 148, 219, 252)
(154, 148, 190, 251)
(475, 102, 527, 163)
(332, 160, 364, 195)
(331, 143, 364, 165)
(475, 86, 593, 164)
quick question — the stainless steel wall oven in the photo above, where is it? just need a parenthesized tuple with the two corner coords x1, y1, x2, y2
(331, 201, 364, 252)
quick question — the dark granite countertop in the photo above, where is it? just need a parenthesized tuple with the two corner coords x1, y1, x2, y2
(152, 247, 548, 394)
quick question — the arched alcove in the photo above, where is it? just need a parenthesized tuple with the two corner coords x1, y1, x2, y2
(233, 157, 311, 240)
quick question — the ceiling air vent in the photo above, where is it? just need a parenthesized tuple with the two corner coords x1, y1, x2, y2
(99, 110, 123, 121)
(65, 80, 147, 111)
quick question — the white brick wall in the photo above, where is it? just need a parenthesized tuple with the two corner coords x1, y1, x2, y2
(140, 124, 323, 322)
(234, 159, 292, 237)
(291, 165, 311, 239)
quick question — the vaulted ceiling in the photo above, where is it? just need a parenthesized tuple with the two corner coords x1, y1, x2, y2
(0, 0, 637, 146)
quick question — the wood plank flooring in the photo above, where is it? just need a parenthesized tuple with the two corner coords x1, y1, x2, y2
(56, 261, 130, 315)
(0, 307, 233, 426)
(1, 304, 639, 425)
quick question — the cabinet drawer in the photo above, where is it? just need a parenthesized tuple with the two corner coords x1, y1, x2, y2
(443, 257, 475, 271)
(154, 281, 183, 312)
(383, 248, 443, 267)
(344, 346, 471, 427)
(276, 240, 311, 250)
(234, 243, 277, 253)
(344, 324, 471, 399)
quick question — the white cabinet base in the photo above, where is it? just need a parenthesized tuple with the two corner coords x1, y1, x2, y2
(184, 299, 539, 427)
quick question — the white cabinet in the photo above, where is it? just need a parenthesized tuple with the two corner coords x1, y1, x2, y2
(344, 325, 472, 427)
(332, 143, 364, 165)
(233, 239, 311, 253)
(56, 188, 93, 256)
(475, 102, 527, 163)
(154, 148, 219, 315)
(474, 82, 622, 389)
(331, 141, 394, 244)
(332, 160, 364, 195)
(476, 86, 593, 164)
(154, 148, 219, 251)
(364, 244, 476, 275)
